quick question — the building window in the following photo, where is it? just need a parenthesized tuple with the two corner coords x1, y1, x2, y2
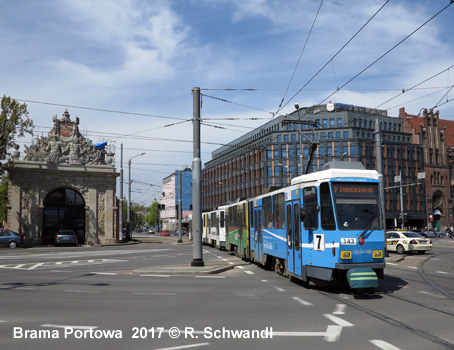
(284, 135, 289, 142)
(336, 131, 341, 139)
(343, 131, 349, 138)
(277, 135, 282, 142)
(291, 134, 297, 141)
(337, 118, 343, 127)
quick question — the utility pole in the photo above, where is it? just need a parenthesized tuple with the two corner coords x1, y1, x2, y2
(119, 143, 123, 242)
(375, 120, 386, 230)
(178, 170, 183, 243)
(191, 87, 204, 266)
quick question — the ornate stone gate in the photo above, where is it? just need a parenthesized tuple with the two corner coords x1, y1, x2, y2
(6, 111, 119, 246)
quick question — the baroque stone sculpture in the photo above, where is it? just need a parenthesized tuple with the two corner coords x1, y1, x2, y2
(24, 110, 111, 165)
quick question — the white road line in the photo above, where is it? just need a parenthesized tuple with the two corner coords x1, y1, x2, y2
(274, 286, 286, 292)
(244, 271, 254, 275)
(41, 324, 98, 330)
(195, 276, 226, 279)
(221, 259, 228, 261)
(64, 290, 102, 294)
(216, 256, 223, 259)
(261, 280, 268, 282)
(154, 342, 210, 350)
(323, 314, 354, 327)
(436, 271, 450, 275)
(55, 262, 63, 265)
(71, 261, 80, 264)
(140, 275, 171, 278)
(0, 320, 5, 323)
(134, 292, 175, 296)
(370, 339, 402, 350)
(28, 263, 44, 270)
(333, 304, 347, 315)
(408, 266, 418, 269)
(228, 262, 234, 265)
(237, 266, 245, 269)
(292, 296, 313, 306)
(90, 272, 117, 275)
(13, 264, 25, 269)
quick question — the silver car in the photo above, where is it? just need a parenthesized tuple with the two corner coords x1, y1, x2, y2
(55, 229, 78, 246)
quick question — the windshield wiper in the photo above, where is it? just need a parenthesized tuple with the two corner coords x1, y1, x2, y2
(359, 209, 378, 239)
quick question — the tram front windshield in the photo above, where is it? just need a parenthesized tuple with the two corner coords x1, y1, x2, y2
(332, 182, 380, 231)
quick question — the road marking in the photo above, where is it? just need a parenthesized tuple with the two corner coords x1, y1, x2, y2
(221, 259, 228, 261)
(154, 342, 210, 350)
(64, 290, 102, 294)
(333, 304, 347, 315)
(13, 264, 26, 269)
(195, 276, 226, 279)
(28, 263, 45, 270)
(216, 256, 223, 259)
(370, 339, 402, 350)
(134, 292, 175, 296)
(41, 324, 98, 330)
(140, 275, 171, 278)
(55, 262, 63, 265)
(408, 266, 418, 269)
(244, 271, 254, 275)
(274, 286, 286, 292)
(436, 271, 450, 275)
(236, 266, 245, 269)
(90, 272, 117, 275)
(292, 296, 313, 306)
(273, 325, 343, 342)
(324, 314, 354, 327)
(228, 262, 234, 265)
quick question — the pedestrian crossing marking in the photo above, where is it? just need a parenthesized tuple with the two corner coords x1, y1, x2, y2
(0, 259, 127, 270)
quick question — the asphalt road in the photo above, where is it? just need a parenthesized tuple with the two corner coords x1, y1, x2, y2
(0, 236, 453, 350)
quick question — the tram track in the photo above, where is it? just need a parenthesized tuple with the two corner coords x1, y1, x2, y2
(319, 290, 454, 349)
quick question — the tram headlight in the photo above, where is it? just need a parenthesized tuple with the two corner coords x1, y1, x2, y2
(373, 250, 383, 259)
(340, 251, 352, 260)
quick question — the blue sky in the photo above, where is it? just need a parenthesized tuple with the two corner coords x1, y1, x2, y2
(1, 0, 453, 205)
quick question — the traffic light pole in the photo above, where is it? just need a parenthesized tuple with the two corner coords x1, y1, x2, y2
(191, 87, 204, 266)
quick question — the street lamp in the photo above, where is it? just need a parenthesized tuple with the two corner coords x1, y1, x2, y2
(128, 152, 146, 240)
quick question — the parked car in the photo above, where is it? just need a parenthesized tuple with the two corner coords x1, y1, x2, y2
(0, 230, 23, 248)
(148, 228, 155, 234)
(55, 229, 78, 246)
(419, 228, 440, 238)
(160, 230, 171, 236)
(386, 230, 432, 254)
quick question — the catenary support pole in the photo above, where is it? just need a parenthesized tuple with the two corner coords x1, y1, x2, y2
(192, 87, 204, 266)
(178, 170, 183, 243)
(119, 143, 123, 242)
(375, 119, 386, 229)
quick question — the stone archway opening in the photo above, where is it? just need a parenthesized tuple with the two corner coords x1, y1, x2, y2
(43, 188, 85, 245)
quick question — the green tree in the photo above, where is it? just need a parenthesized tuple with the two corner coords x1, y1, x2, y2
(0, 96, 34, 162)
(145, 201, 160, 228)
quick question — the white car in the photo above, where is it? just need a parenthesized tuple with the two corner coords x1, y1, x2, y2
(386, 231, 432, 254)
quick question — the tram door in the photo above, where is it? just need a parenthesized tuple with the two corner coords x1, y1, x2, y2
(286, 201, 302, 276)
(253, 207, 263, 262)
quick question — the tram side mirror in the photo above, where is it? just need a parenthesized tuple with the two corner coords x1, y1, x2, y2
(300, 208, 306, 222)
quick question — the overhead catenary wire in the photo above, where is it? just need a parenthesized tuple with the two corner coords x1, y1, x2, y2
(318, 2, 454, 106)
(277, 0, 324, 111)
(276, 0, 390, 115)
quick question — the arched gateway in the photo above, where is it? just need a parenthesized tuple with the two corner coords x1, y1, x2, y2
(43, 188, 86, 245)
(6, 110, 119, 246)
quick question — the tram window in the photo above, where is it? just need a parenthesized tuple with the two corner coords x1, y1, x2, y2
(220, 211, 225, 228)
(273, 193, 285, 229)
(303, 187, 318, 230)
(263, 196, 272, 228)
(320, 182, 336, 230)
(243, 203, 246, 227)
(294, 204, 300, 251)
(286, 205, 292, 248)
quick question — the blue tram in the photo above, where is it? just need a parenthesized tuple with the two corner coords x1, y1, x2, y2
(204, 161, 385, 288)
